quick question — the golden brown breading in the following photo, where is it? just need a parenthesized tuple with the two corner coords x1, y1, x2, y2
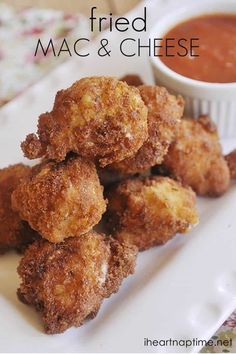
(120, 74, 144, 87)
(0, 164, 39, 254)
(17, 231, 137, 334)
(225, 149, 236, 179)
(21, 77, 148, 167)
(106, 176, 198, 251)
(12, 156, 106, 243)
(161, 115, 230, 197)
(108, 85, 184, 175)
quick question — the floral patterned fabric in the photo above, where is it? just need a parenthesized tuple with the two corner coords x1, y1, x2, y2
(0, 3, 235, 352)
(0, 3, 89, 106)
(202, 313, 236, 353)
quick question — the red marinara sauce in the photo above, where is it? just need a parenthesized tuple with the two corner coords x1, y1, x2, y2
(159, 14, 236, 83)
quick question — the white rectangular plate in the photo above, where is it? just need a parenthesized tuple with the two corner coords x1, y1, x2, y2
(0, 1, 236, 352)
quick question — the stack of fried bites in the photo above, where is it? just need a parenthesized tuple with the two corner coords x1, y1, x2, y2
(0, 75, 235, 334)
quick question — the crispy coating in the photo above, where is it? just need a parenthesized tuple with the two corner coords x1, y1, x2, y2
(162, 115, 230, 197)
(108, 85, 184, 175)
(17, 231, 137, 334)
(21, 77, 148, 167)
(120, 74, 144, 87)
(106, 176, 198, 251)
(225, 149, 236, 179)
(12, 156, 106, 243)
(0, 164, 39, 254)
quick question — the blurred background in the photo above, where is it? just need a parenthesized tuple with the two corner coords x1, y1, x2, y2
(3, 0, 140, 15)
(0, 0, 140, 107)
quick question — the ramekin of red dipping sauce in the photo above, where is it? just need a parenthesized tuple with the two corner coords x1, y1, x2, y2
(150, 0, 236, 138)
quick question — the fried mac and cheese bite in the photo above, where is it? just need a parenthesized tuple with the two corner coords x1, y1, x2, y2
(17, 231, 137, 334)
(121, 74, 144, 87)
(108, 85, 184, 175)
(106, 176, 198, 251)
(162, 115, 230, 197)
(21, 77, 148, 167)
(12, 156, 106, 243)
(225, 149, 236, 180)
(0, 164, 38, 254)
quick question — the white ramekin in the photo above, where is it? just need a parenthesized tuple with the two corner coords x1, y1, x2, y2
(149, 0, 236, 138)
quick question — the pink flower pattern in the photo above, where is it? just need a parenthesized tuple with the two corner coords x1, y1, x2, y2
(0, 3, 89, 107)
